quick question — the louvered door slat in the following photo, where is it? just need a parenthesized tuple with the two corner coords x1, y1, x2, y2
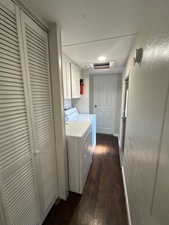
(26, 36, 47, 52)
(27, 48, 47, 62)
(30, 61, 48, 72)
(0, 43, 19, 56)
(30, 65, 48, 74)
(0, 29, 18, 43)
(0, 115, 25, 126)
(0, 2, 40, 225)
(0, 36, 19, 49)
(0, 130, 29, 149)
(0, 48, 20, 60)
(1, 162, 39, 225)
(0, 77, 22, 84)
(0, 24, 17, 38)
(29, 55, 48, 68)
(0, 12, 16, 26)
(0, 62, 21, 72)
(25, 29, 47, 47)
(0, 19, 17, 34)
(0, 138, 29, 156)
(29, 64, 48, 74)
(0, 55, 21, 65)
(31, 81, 49, 88)
(0, 6, 15, 19)
(26, 25, 47, 43)
(23, 13, 58, 212)
(0, 134, 29, 152)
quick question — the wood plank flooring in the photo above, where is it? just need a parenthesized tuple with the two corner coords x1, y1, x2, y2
(43, 192, 81, 225)
(43, 134, 128, 225)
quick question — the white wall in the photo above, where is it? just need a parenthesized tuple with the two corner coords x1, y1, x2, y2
(121, 2, 169, 224)
(72, 69, 90, 113)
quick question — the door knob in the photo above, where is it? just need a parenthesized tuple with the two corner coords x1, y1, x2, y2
(94, 105, 98, 108)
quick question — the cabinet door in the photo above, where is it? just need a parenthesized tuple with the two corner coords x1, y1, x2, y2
(66, 61, 71, 99)
(71, 63, 80, 99)
(62, 56, 71, 99)
(62, 58, 67, 99)
(0, 1, 40, 225)
(21, 13, 58, 213)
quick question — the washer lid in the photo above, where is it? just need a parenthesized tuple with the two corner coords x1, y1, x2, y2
(65, 121, 91, 137)
(65, 108, 79, 121)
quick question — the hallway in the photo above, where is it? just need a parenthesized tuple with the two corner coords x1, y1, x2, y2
(44, 134, 128, 225)
(1, 0, 169, 224)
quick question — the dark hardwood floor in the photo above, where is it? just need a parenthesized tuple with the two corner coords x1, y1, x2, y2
(43, 192, 81, 225)
(43, 134, 128, 225)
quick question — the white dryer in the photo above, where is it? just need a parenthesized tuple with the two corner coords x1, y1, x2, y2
(65, 121, 93, 194)
(65, 108, 96, 146)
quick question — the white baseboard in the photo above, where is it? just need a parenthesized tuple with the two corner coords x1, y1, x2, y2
(121, 166, 132, 225)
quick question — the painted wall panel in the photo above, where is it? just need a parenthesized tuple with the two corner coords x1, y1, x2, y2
(72, 70, 89, 113)
(122, 24, 169, 225)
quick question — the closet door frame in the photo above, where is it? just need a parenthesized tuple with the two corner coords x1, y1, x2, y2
(19, 9, 59, 219)
(0, 0, 41, 224)
(49, 24, 69, 200)
(17, 9, 46, 217)
(15, 6, 42, 219)
(0, 1, 68, 223)
(18, 1, 69, 202)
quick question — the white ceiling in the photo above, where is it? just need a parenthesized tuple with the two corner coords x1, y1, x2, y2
(63, 34, 135, 72)
(23, 0, 144, 72)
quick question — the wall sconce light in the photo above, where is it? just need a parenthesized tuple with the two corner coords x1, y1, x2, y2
(134, 48, 143, 65)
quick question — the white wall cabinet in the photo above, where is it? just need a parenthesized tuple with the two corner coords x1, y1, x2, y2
(0, 1, 58, 224)
(71, 63, 81, 99)
(62, 56, 71, 99)
(62, 56, 81, 99)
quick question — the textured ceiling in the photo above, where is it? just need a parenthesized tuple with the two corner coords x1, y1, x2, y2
(22, 0, 144, 72)
(63, 34, 135, 71)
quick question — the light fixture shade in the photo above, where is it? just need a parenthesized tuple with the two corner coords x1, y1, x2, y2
(98, 56, 107, 62)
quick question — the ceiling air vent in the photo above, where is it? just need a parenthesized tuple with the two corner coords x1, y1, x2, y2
(93, 62, 110, 70)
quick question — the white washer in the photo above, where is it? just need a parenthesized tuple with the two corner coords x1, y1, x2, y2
(65, 108, 96, 146)
(65, 121, 92, 194)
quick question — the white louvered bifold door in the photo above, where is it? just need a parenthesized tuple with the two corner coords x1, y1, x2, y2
(21, 13, 58, 213)
(0, 1, 40, 225)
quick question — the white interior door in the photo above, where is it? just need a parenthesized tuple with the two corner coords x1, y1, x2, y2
(0, 1, 40, 225)
(93, 75, 118, 134)
(21, 12, 58, 214)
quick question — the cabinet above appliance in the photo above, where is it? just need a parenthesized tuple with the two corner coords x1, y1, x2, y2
(62, 54, 81, 99)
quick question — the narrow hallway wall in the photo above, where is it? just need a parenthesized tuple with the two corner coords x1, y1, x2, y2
(122, 2, 169, 224)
